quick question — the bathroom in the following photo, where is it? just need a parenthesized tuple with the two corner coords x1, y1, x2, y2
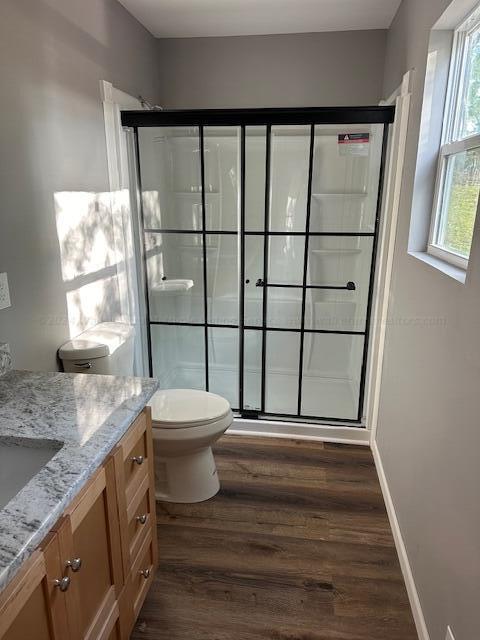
(0, 1, 479, 639)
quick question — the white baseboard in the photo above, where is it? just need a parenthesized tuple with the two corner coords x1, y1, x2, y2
(228, 418, 370, 445)
(371, 440, 430, 640)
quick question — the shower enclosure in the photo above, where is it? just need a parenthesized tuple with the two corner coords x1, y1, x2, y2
(122, 107, 394, 424)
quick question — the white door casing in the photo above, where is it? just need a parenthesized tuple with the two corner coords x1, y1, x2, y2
(100, 80, 148, 375)
(365, 70, 413, 438)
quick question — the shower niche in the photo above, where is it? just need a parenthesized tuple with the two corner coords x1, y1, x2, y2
(126, 107, 393, 423)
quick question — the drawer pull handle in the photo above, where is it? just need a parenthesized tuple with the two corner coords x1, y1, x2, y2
(54, 576, 71, 592)
(136, 514, 148, 525)
(139, 568, 150, 580)
(66, 557, 82, 572)
(131, 455, 144, 465)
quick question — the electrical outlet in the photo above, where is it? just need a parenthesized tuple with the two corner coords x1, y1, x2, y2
(446, 626, 456, 640)
(0, 273, 11, 310)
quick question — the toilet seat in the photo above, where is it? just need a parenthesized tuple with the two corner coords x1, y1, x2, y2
(148, 389, 231, 429)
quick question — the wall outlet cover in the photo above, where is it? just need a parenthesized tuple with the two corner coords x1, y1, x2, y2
(446, 626, 455, 640)
(0, 273, 11, 310)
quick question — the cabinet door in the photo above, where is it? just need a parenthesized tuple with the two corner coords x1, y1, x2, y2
(58, 459, 124, 640)
(0, 534, 69, 640)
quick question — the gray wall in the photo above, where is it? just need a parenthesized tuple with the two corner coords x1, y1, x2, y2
(156, 30, 387, 108)
(0, 0, 160, 370)
(379, 1, 480, 638)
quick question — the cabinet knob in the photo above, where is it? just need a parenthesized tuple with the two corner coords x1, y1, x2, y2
(131, 455, 144, 465)
(54, 576, 71, 592)
(139, 568, 150, 580)
(66, 557, 82, 572)
(136, 514, 148, 525)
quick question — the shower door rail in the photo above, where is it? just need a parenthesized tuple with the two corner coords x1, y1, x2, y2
(124, 106, 394, 425)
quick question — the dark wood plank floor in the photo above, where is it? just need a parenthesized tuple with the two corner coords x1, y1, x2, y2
(132, 435, 417, 640)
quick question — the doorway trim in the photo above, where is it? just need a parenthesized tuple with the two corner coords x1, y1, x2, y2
(366, 70, 413, 441)
(101, 80, 149, 376)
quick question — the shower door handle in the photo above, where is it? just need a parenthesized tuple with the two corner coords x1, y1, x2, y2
(308, 281, 356, 290)
(255, 278, 265, 287)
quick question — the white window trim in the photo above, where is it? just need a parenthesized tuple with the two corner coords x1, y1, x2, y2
(427, 6, 480, 271)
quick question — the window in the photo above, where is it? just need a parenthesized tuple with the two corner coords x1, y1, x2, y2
(429, 7, 480, 270)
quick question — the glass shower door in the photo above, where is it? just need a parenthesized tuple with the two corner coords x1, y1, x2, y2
(204, 126, 241, 409)
(255, 123, 383, 421)
(134, 114, 387, 423)
(138, 125, 242, 409)
(140, 126, 207, 392)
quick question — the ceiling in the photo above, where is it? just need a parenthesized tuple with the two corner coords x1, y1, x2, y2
(118, 0, 402, 38)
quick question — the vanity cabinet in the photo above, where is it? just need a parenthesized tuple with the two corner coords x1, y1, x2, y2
(0, 408, 157, 640)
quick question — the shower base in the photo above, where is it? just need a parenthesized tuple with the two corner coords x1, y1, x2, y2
(157, 367, 359, 423)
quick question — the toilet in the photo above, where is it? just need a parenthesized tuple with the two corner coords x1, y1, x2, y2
(59, 325, 231, 503)
(58, 322, 135, 375)
(149, 389, 233, 503)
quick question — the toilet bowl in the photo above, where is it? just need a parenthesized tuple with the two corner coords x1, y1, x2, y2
(149, 389, 233, 503)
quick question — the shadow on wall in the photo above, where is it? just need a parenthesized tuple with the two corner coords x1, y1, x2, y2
(54, 190, 134, 338)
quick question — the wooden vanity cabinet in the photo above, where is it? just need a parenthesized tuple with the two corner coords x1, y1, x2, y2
(0, 408, 157, 640)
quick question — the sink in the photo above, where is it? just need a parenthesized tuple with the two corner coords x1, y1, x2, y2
(0, 437, 63, 510)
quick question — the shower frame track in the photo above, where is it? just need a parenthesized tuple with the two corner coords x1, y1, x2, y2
(124, 106, 394, 426)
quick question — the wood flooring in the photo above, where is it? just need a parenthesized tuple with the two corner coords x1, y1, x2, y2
(131, 435, 417, 640)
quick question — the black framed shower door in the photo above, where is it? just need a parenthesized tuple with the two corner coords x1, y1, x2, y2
(123, 107, 394, 425)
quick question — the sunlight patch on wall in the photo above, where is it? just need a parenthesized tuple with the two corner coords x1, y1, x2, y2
(55, 191, 116, 281)
(54, 190, 135, 339)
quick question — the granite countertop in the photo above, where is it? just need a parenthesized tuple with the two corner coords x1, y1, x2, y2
(0, 369, 158, 591)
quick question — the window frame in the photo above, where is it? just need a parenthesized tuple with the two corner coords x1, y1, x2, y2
(428, 7, 480, 271)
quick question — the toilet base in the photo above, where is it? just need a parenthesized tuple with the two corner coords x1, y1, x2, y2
(155, 446, 220, 503)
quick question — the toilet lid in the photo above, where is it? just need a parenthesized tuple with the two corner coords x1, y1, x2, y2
(59, 323, 134, 361)
(148, 389, 231, 428)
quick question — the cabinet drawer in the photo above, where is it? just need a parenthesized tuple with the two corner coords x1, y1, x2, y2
(126, 476, 153, 564)
(114, 407, 158, 592)
(120, 411, 149, 505)
(130, 532, 155, 620)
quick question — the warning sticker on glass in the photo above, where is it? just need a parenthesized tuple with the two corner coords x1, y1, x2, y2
(338, 133, 370, 156)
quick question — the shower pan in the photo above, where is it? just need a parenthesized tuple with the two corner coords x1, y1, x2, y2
(122, 107, 394, 424)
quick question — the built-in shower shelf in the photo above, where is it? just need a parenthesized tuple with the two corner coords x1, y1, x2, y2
(311, 299, 357, 304)
(151, 279, 194, 293)
(311, 192, 367, 198)
(172, 191, 220, 195)
(311, 248, 362, 255)
(179, 244, 219, 250)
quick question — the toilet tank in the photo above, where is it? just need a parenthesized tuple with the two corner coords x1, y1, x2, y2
(59, 322, 135, 376)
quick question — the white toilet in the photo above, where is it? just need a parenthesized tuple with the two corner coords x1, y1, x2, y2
(58, 322, 135, 375)
(148, 389, 233, 503)
(59, 326, 231, 503)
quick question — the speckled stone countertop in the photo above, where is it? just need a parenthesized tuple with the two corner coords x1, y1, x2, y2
(0, 369, 158, 591)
